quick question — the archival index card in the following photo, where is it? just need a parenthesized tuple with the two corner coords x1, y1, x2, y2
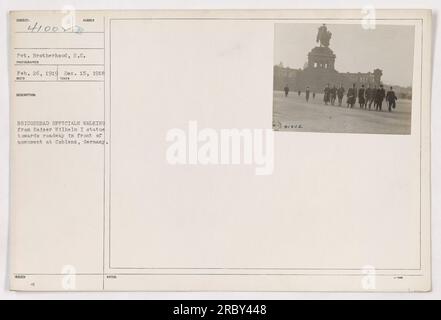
(9, 9, 432, 292)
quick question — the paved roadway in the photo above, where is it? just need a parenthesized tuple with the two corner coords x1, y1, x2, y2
(273, 91, 412, 134)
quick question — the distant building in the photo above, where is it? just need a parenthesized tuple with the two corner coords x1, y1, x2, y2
(274, 25, 383, 93)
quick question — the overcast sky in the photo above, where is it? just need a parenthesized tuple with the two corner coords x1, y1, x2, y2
(274, 23, 415, 87)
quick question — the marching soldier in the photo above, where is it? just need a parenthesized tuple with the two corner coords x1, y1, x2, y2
(386, 86, 398, 112)
(323, 84, 331, 105)
(330, 85, 337, 105)
(337, 84, 345, 106)
(284, 85, 289, 97)
(375, 85, 386, 111)
(365, 84, 375, 110)
(347, 83, 356, 108)
(358, 84, 366, 109)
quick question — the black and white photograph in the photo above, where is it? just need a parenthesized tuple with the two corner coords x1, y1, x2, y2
(273, 23, 415, 134)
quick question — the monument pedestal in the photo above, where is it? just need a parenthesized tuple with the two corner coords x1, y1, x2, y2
(296, 46, 338, 92)
(306, 46, 336, 70)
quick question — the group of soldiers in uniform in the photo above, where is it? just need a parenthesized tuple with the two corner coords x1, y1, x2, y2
(284, 83, 398, 112)
(323, 83, 398, 112)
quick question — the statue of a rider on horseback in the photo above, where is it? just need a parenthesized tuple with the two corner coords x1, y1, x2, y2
(316, 24, 332, 48)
